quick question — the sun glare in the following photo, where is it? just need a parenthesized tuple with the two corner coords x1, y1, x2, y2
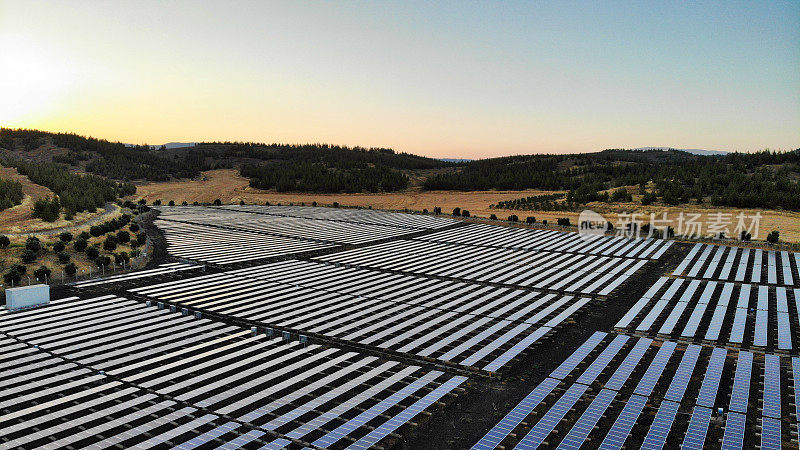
(0, 35, 77, 124)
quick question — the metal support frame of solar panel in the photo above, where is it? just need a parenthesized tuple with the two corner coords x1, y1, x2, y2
(0, 294, 466, 449)
(673, 243, 800, 286)
(312, 238, 647, 296)
(129, 259, 594, 373)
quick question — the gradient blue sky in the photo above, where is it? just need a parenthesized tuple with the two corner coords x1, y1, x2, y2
(1, 0, 798, 158)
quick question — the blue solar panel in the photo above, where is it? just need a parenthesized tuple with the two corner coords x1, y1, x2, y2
(681, 406, 712, 450)
(349, 376, 467, 449)
(633, 340, 676, 397)
(762, 354, 781, 419)
(794, 357, 800, 436)
(720, 412, 746, 450)
(556, 389, 617, 449)
(576, 334, 628, 386)
(312, 371, 441, 448)
(639, 400, 679, 450)
(471, 377, 560, 450)
(604, 338, 651, 391)
(696, 347, 727, 407)
(664, 344, 700, 402)
(729, 351, 752, 413)
(597, 394, 647, 450)
(550, 332, 606, 380)
(760, 417, 781, 450)
(515, 383, 589, 449)
(753, 308, 768, 347)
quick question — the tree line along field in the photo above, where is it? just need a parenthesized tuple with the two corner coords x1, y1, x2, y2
(1, 128, 799, 245)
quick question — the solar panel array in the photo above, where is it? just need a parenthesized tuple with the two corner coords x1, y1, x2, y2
(73, 262, 203, 288)
(472, 332, 796, 449)
(154, 205, 459, 265)
(673, 243, 800, 285)
(130, 259, 592, 372)
(0, 294, 465, 448)
(615, 277, 800, 350)
(158, 206, 443, 245)
(314, 239, 649, 295)
(416, 222, 673, 259)
(155, 219, 337, 265)
(217, 204, 459, 229)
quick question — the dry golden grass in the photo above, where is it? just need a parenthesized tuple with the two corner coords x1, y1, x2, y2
(0, 165, 118, 234)
(137, 169, 800, 243)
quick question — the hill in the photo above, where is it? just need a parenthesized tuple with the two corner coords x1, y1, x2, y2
(0, 128, 450, 193)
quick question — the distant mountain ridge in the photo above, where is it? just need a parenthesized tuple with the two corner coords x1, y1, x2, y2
(632, 147, 728, 156)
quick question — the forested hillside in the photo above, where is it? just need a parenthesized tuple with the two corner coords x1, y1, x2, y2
(425, 149, 800, 210)
(0, 129, 448, 193)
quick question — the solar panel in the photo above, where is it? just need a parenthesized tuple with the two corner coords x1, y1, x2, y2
(550, 332, 606, 380)
(762, 354, 781, 419)
(753, 308, 768, 347)
(751, 249, 763, 283)
(575, 334, 628, 386)
(680, 300, 710, 338)
(673, 243, 701, 275)
(793, 357, 800, 438)
(312, 371, 442, 448)
(735, 248, 749, 282)
(605, 338, 652, 391)
(760, 417, 782, 450)
(633, 340, 676, 397)
(597, 394, 647, 450)
(781, 251, 793, 285)
(636, 300, 670, 332)
(720, 411, 746, 450)
(696, 347, 727, 407)
(348, 376, 467, 450)
(471, 377, 560, 450)
(639, 399, 679, 450)
(664, 344, 700, 402)
(514, 383, 589, 449)
(729, 306, 747, 345)
(681, 406, 712, 450)
(688, 245, 713, 278)
(777, 312, 792, 350)
(729, 351, 752, 414)
(556, 388, 617, 449)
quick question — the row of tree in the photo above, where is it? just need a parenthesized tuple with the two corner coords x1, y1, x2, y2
(3, 160, 135, 215)
(0, 178, 23, 211)
(241, 162, 409, 193)
(424, 148, 800, 211)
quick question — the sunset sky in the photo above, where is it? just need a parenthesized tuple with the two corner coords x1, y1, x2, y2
(1, 1, 798, 158)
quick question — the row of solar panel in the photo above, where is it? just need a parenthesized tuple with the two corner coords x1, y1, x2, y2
(215, 204, 459, 229)
(616, 277, 800, 350)
(415, 222, 673, 260)
(314, 239, 648, 296)
(157, 209, 433, 245)
(130, 260, 592, 372)
(73, 262, 202, 288)
(154, 219, 338, 264)
(472, 332, 800, 449)
(673, 243, 800, 286)
(0, 295, 464, 449)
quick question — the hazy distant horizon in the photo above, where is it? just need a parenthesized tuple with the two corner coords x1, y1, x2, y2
(1, 1, 798, 159)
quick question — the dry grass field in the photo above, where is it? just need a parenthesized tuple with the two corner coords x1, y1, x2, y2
(138, 169, 800, 243)
(0, 165, 119, 235)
